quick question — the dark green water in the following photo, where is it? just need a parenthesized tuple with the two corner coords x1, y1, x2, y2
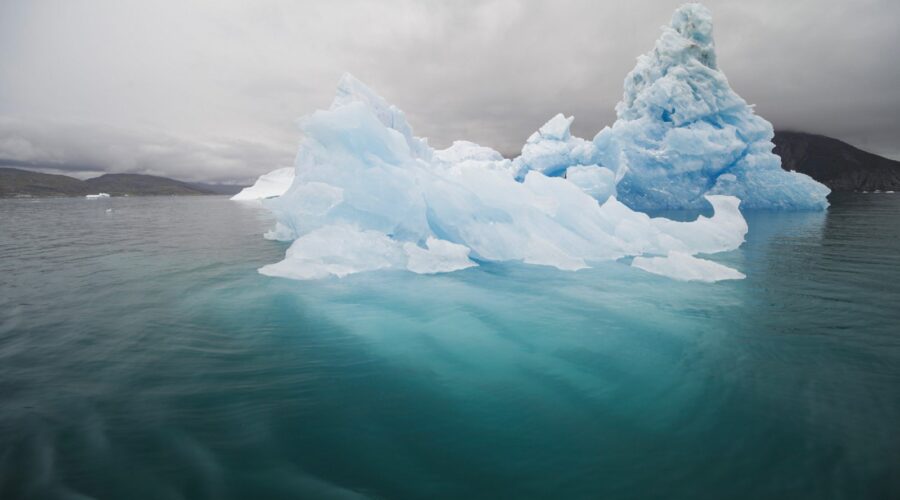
(1, 194, 898, 499)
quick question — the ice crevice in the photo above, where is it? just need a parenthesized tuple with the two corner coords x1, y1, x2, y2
(238, 3, 829, 282)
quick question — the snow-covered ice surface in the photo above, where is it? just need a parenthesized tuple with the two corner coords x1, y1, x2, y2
(231, 167, 295, 201)
(244, 3, 829, 282)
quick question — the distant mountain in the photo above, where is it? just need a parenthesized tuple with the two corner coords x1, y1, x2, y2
(185, 182, 245, 195)
(82, 173, 211, 196)
(773, 132, 900, 192)
(0, 168, 92, 198)
(0, 168, 247, 198)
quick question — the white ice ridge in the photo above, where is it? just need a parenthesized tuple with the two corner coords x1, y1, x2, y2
(231, 167, 295, 201)
(244, 3, 829, 281)
(632, 252, 746, 282)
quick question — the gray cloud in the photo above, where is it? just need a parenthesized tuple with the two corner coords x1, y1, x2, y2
(0, 118, 294, 183)
(1, 0, 898, 183)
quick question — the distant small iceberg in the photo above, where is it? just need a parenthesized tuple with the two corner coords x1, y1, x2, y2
(85, 193, 110, 199)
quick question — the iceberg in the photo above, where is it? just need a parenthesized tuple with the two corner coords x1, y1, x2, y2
(588, 3, 830, 210)
(511, 114, 599, 180)
(253, 72, 747, 281)
(241, 3, 825, 282)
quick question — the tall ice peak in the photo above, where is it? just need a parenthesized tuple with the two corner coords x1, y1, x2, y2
(598, 3, 830, 210)
(331, 73, 432, 160)
(671, 3, 715, 49)
(533, 113, 574, 142)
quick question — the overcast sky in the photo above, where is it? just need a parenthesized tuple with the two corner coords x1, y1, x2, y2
(1, 0, 898, 184)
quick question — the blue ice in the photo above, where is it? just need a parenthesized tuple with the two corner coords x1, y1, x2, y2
(240, 4, 828, 282)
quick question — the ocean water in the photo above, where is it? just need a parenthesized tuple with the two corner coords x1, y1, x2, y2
(1, 194, 898, 499)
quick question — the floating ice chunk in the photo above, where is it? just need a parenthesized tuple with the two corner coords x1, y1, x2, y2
(259, 227, 475, 279)
(512, 114, 598, 179)
(648, 195, 747, 255)
(632, 251, 745, 282)
(259, 225, 403, 280)
(231, 167, 295, 201)
(595, 3, 830, 211)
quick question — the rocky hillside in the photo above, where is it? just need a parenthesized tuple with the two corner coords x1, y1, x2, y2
(0, 168, 245, 198)
(0, 168, 92, 197)
(82, 173, 211, 196)
(773, 132, 900, 192)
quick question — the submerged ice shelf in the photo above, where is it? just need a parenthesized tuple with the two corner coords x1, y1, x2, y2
(240, 3, 829, 282)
